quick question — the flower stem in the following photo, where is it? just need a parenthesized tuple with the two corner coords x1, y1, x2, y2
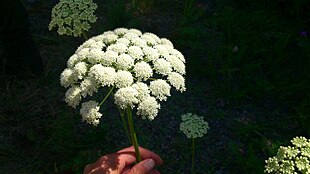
(191, 138, 195, 174)
(82, 31, 88, 40)
(99, 86, 115, 107)
(117, 107, 131, 144)
(127, 107, 142, 162)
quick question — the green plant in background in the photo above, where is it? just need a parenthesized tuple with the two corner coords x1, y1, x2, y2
(60, 27, 186, 162)
(102, 0, 140, 31)
(180, 113, 209, 174)
(265, 136, 310, 173)
(49, 0, 98, 38)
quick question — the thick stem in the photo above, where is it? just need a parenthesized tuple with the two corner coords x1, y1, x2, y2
(191, 138, 195, 174)
(117, 107, 131, 144)
(127, 107, 142, 162)
(99, 86, 115, 107)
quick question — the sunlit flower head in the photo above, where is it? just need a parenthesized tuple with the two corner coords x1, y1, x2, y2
(60, 28, 186, 125)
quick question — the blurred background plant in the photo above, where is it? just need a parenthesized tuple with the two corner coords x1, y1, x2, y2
(0, 0, 309, 173)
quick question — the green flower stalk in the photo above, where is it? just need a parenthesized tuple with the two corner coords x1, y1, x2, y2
(265, 136, 310, 174)
(49, 0, 98, 38)
(180, 113, 209, 174)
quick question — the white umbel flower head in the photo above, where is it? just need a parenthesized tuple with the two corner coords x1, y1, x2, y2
(137, 96, 160, 120)
(150, 79, 171, 101)
(49, 0, 98, 37)
(114, 87, 138, 109)
(80, 100, 102, 126)
(60, 27, 186, 126)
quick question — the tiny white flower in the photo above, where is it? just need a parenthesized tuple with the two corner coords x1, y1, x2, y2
(160, 38, 174, 47)
(114, 28, 129, 36)
(65, 86, 82, 108)
(115, 54, 134, 70)
(128, 46, 144, 60)
(80, 77, 98, 97)
(131, 37, 147, 47)
(153, 58, 172, 76)
(116, 38, 131, 46)
(141, 34, 157, 46)
(60, 68, 78, 88)
(149, 79, 171, 101)
(133, 62, 153, 81)
(129, 28, 142, 36)
(88, 64, 116, 86)
(154, 45, 170, 58)
(102, 33, 118, 45)
(78, 38, 105, 51)
(80, 100, 102, 126)
(169, 49, 186, 63)
(142, 47, 160, 62)
(74, 62, 88, 79)
(124, 32, 139, 41)
(102, 50, 118, 66)
(167, 72, 186, 92)
(87, 48, 105, 65)
(107, 43, 127, 54)
(114, 87, 138, 109)
(137, 96, 160, 120)
(166, 55, 186, 75)
(67, 54, 80, 68)
(115, 70, 134, 88)
(132, 82, 150, 101)
(143, 32, 161, 43)
(76, 48, 90, 60)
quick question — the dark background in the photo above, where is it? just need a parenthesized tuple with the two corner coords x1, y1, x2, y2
(0, 0, 309, 173)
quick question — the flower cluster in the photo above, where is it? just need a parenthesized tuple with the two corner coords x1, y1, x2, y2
(265, 136, 310, 174)
(179, 113, 209, 138)
(49, 0, 97, 37)
(60, 28, 186, 125)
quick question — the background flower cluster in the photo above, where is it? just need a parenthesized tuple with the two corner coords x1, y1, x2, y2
(49, 0, 97, 37)
(265, 136, 310, 174)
